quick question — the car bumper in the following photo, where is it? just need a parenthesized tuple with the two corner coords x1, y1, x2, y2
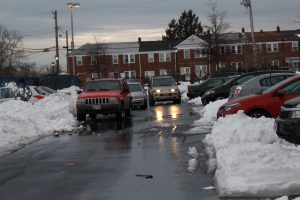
(275, 118, 300, 144)
(76, 103, 122, 115)
(187, 93, 200, 99)
(152, 92, 179, 101)
(131, 98, 145, 106)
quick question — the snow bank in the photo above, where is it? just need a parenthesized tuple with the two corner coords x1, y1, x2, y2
(204, 113, 300, 198)
(0, 92, 77, 155)
(187, 147, 199, 173)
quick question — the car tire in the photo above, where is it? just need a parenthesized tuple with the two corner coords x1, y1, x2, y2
(77, 113, 86, 121)
(247, 110, 269, 118)
(149, 98, 155, 107)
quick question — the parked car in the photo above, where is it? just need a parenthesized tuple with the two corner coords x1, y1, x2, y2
(0, 87, 15, 103)
(148, 76, 181, 106)
(229, 72, 295, 100)
(127, 81, 148, 109)
(187, 76, 237, 99)
(76, 78, 132, 121)
(275, 96, 300, 144)
(28, 86, 57, 102)
(217, 75, 300, 118)
(202, 70, 294, 105)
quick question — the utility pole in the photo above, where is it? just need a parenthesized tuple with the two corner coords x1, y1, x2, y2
(52, 10, 59, 74)
(241, 0, 257, 69)
(65, 30, 69, 72)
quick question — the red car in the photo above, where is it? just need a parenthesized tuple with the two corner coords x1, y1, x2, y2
(76, 78, 132, 121)
(217, 75, 300, 118)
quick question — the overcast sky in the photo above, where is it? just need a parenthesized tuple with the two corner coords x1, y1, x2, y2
(1, 0, 300, 72)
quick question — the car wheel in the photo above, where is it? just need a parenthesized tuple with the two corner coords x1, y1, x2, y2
(77, 113, 86, 121)
(149, 98, 155, 107)
(89, 114, 97, 121)
(125, 106, 132, 117)
(247, 110, 269, 118)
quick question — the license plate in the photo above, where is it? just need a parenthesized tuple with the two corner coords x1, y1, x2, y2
(92, 105, 101, 110)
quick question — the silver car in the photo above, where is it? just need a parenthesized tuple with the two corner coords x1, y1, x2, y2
(127, 81, 148, 109)
(229, 72, 295, 100)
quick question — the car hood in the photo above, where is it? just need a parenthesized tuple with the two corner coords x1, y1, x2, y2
(221, 94, 259, 107)
(130, 91, 144, 97)
(79, 91, 121, 98)
(151, 86, 177, 90)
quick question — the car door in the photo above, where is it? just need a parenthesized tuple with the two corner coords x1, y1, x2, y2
(271, 78, 300, 117)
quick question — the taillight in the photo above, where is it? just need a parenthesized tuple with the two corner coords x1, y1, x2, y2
(234, 86, 242, 95)
(188, 87, 193, 93)
(33, 95, 44, 99)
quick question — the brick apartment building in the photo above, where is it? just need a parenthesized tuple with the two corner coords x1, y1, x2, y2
(67, 26, 300, 87)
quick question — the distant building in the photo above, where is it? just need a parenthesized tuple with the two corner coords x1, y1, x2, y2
(67, 26, 300, 87)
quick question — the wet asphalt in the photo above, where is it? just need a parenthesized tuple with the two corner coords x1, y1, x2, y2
(0, 102, 221, 200)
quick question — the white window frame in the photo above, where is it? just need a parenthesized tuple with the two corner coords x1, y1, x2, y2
(159, 52, 171, 62)
(292, 42, 299, 52)
(91, 72, 101, 79)
(184, 49, 190, 59)
(269, 59, 279, 67)
(91, 56, 97, 65)
(267, 43, 279, 53)
(76, 56, 83, 66)
(195, 48, 206, 58)
(124, 70, 136, 79)
(159, 69, 168, 75)
(145, 70, 155, 79)
(256, 44, 262, 53)
(148, 53, 154, 62)
(219, 46, 225, 55)
(130, 54, 135, 63)
(195, 65, 208, 78)
(123, 54, 135, 64)
(231, 62, 243, 71)
(231, 45, 242, 54)
(112, 54, 119, 64)
(216, 63, 226, 71)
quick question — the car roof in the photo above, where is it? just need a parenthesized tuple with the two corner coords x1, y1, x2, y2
(89, 78, 124, 82)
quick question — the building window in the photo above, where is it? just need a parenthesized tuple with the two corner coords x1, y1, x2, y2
(184, 49, 190, 59)
(148, 53, 154, 62)
(219, 46, 225, 55)
(124, 71, 136, 79)
(123, 54, 135, 64)
(91, 56, 97, 65)
(160, 69, 168, 75)
(76, 56, 82, 66)
(231, 62, 243, 71)
(216, 63, 225, 71)
(159, 53, 171, 62)
(108, 72, 119, 78)
(195, 48, 206, 58)
(91, 72, 102, 79)
(180, 67, 191, 81)
(256, 44, 262, 53)
(292, 42, 299, 52)
(231, 45, 242, 54)
(267, 43, 279, 52)
(112, 55, 119, 64)
(145, 70, 155, 79)
(195, 65, 207, 78)
(269, 59, 279, 67)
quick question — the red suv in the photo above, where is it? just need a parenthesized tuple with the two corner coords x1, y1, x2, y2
(76, 78, 132, 121)
(217, 75, 300, 118)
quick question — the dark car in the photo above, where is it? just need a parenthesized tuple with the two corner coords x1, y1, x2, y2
(201, 70, 294, 105)
(275, 96, 300, 144)
(187, 76, 237, 99)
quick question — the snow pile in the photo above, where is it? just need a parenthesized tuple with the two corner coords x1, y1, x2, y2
(187, 147, 199, 173)
(187, 99, 227, 134)
(187, 96, 202, 105)
(178, 81, 191, 102)
(204, 112, 300, 198)
(0, 92, 77, 155)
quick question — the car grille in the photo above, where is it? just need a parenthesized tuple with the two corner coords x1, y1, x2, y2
(85, 98, 109, 104)
(279, 111, 291, 119)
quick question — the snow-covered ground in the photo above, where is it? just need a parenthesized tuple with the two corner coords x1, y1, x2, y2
(0, 88, 78, 156)
(189, 98, 300, 198)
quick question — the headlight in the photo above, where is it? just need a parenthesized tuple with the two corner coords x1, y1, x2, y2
(205, 90, 215, 96)
(170, 88, 175, 92)
(156, 89, 161, 93)
(77, 98, 85, 104)
(108, 97, 118, 103)
(291, 104, 300, 118)
(225, 103, 240, 112)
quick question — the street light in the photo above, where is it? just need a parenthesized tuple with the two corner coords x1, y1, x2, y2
(67, 2, 80, 76)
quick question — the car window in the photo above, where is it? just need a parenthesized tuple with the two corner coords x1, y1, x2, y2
(152, 78, 176, 86)
(128, 83, 143, 92)
(281, 80, 300, 94)
(260, 77, 272, 86)
(85, 81, 121, 91)
(41, 87, 56, 94)
(262, 76, 295, 94)
(235, 75, 256, 85)
(207, 79, 224, 87)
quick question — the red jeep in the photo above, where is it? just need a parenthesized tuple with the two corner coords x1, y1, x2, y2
(217, 75, 300, 118)
(76, 78, 132, 121)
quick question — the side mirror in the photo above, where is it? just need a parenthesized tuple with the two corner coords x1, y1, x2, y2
(274, 89, 286, 97)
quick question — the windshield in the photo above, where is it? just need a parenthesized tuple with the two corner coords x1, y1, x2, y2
(85, 81, 120, 91)
(152, 78, 176, 86)
(128, 83, 143, 92)
(235, 75, 256, 85)
(262, 77, 293, 94)
(222, 76, 240, 85)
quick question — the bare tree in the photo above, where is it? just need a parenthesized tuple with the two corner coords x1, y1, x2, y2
(0, 24, 24, 68)
(205, 0, 230, 72)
